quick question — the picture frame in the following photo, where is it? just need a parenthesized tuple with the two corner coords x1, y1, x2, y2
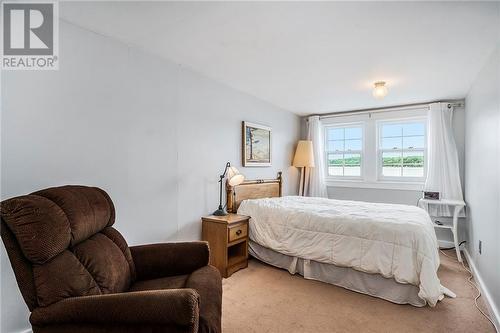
(242, 121, 272, 167)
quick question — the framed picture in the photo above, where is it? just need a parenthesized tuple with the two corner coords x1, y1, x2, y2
(242, 121, 272, 167)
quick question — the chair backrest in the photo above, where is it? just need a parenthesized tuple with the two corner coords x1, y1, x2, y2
(0, 186, 136, 310)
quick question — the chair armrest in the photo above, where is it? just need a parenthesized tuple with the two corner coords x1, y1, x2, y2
(130, 241, 209, 280)
(30, 289, 199, 327)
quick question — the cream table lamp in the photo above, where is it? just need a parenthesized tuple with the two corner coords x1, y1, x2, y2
(293, 140, 315, 196)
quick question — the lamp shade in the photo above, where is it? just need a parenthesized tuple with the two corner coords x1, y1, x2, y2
(293, 140, 315, 167)
(227, 166, 244, 186)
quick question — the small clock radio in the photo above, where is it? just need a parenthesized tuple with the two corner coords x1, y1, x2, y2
(423, 191, 440, 200)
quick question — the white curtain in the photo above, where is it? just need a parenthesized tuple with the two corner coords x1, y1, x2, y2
(424, 103, 464, 216)
(306, 116, 328, 197)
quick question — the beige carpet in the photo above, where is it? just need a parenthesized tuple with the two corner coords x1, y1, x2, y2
(222, 250, 495, 333)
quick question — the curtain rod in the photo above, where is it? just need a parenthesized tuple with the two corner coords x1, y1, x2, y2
(307, 100, 465, 120)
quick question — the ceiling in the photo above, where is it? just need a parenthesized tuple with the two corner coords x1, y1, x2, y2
(60, 1, 500, 115)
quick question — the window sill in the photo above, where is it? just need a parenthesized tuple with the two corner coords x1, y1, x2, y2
(325, 179, 425, 191)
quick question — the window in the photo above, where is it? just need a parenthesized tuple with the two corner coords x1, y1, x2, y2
(325, 125, 363, 177)
(322, 108, 429, 189)
(378, 120, 426, 180)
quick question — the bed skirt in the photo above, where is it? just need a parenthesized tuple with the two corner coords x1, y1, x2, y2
(249, 240, 425, 307)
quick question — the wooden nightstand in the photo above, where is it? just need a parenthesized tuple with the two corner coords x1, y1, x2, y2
(201, 214, 249, 278)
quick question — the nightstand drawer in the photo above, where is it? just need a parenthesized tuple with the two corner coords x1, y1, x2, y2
(228, 223, 248, 242)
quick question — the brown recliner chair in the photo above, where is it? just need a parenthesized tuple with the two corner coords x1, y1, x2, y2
(0, 185, 222, 333)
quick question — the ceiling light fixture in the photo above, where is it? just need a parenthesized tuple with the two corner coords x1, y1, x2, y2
(372, 81, 388, 99)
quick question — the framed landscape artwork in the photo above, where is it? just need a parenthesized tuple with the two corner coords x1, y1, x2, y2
(242, 121, 272, 167)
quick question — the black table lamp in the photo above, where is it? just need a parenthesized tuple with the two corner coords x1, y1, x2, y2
(213, 162, 244, 216)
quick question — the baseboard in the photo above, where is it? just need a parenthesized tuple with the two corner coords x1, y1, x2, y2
(463, 248, 500, 331)
(6, 329, 32, 333)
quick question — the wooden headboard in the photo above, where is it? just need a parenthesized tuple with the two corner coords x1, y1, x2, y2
(226, 172, 282, 213)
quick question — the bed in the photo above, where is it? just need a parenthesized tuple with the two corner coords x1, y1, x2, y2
(226, 173, 453, 307)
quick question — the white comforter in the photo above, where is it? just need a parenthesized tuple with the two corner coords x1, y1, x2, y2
(238, 196, 446, 306)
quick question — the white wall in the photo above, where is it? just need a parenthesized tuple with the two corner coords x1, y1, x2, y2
(464, 43, 500, 319)
(0, 21, 300, 333)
